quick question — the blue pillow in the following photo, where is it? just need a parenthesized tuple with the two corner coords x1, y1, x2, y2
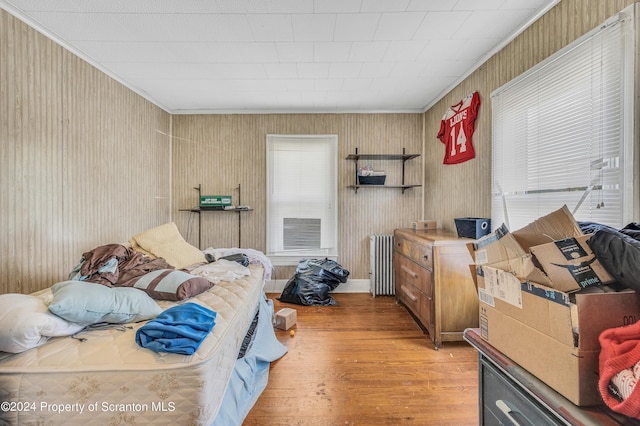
(49, 280, 162, 325)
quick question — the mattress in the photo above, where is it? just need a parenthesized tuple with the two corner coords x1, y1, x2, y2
(0, 264, 265, 425)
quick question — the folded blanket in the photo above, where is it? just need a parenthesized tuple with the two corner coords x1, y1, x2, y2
(135, 303, 217, 355)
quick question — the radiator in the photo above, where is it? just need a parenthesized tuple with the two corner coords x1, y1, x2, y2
(369, 234, 395, 297)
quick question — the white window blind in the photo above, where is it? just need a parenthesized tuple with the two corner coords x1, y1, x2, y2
(266, 135, 338, 264)
(491, 10, 637, 231)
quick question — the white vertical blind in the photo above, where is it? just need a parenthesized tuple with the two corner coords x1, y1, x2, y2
(266, 135, 338, 262)
(491, 11, 636, 230)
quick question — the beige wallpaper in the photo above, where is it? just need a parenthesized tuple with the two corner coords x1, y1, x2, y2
(170, 113, 423, 282)
(1, 0, 636, 293)
(0, 10, 171, 294)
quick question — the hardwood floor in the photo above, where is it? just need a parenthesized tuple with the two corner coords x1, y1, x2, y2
(243, 293, 479, 426)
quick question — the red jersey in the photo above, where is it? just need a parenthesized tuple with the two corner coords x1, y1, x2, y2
(437, 91, 480, 165)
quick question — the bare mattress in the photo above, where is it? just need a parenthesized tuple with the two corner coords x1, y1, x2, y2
(0, 264, 268, 425)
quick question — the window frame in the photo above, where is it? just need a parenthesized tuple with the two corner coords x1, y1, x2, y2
(265, 134, 339, 266)
(490, 8, 639, 231)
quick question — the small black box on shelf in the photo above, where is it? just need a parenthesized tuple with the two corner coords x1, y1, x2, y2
(454, 217, 491, 239)
(358, 175, 386, 185)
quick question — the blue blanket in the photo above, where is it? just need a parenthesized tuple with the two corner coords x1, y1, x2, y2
(212, 296, 287, 426)
(135, 302, 216, 355)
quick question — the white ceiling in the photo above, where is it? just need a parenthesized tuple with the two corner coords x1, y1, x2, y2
(1, 0, 558, 114)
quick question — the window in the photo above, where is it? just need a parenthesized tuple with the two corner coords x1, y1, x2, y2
(491, 8, 638, 231)
(266, 135, 338, 265)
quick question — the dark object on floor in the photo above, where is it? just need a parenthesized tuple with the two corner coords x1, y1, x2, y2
(278, 258, 349, 306)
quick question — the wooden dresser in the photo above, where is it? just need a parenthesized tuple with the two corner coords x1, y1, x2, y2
(393, 228, 478, 349)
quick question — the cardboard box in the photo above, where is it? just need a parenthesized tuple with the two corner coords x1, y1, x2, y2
(469, 205, 640, 405)
(468, 224, 554, 290)
(274, 308, 297, 330)
(477, 267, 640, 406)
(411, 220, 437, 231)
(511, 204, 584, 250)
(469, 205, 590, 292)
(200, 195, 232, 207)
(530, 234, 614, 291)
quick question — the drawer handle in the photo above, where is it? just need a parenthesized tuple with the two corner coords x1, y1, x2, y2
(400, 265, 418, 278)
(495, 400, 533, 426)
(400, 285, 417, 302)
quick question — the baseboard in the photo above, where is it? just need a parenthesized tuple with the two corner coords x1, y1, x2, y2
(264, 278, 371, 294)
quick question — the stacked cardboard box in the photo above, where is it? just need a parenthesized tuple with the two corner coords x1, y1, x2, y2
(468, 205, 640, 406)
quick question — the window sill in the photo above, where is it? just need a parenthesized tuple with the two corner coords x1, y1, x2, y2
(269, 254, 338, 267)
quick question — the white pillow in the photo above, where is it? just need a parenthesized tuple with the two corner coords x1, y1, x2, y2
(0, 294, 84, 354)
(49, 280, 162, 325)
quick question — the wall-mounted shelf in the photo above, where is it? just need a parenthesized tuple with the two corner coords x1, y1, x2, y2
(345, 153, 421, 161)
(346, 184, 422, 193)
(346, 147, 421, 193)
(179, 183, 252, 249)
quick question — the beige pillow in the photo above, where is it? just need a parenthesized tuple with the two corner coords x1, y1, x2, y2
(131, 222, 206, 269)
(128, 238, 157, 259)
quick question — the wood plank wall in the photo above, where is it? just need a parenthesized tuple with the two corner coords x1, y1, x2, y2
(170, 113, 423, 282)
(421, 0, 637, 233)
(0, 10, 171, 294)
(1, 0, 636, 293)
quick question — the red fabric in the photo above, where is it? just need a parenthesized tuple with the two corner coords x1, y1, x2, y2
(436, 91, 480, 165)
(599, 321, 640, 418)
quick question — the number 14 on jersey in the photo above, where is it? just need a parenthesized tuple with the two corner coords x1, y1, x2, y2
(437, 91, 480, 165)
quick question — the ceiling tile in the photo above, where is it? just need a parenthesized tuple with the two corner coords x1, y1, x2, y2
(453, 0, 506, 11)
(383, 40, 428, 61)
(247, 14, 293, 41)
(0, 0, 559, 112)
(454, 10, 533, 39)
(348, 41, 390, 62)
(361, 0, 411, 13)
(313, 0, 362, 13)
(406, 0, 458, 12)
(334, 13, 380, 41)
(297, 63, 330, 78)
(265, 0, 313, 14)
(413, 11, 471, 40)
(329, 62, 363, 78)
(374, 12, 426, 40)
(314, 41, 351, 62)
(264, 63, 298, 78)
(291, 14, 336, 41)
(275, 42, 314, 62)
(359, 62, 394, 78)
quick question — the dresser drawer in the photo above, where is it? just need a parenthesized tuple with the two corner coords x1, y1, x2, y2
(481, 359, 558, 426)
(396, 280, 434, 337)
(393, 228, 476, 349)
(395, 235, 433, 270)
(394, 253, 433, 297)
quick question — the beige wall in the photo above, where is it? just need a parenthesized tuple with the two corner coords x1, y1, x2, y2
(422, 0, 637, 232)
(1, 0, 636, 293)
(171, 114, 423, 282)
(0, 10, 171, 294)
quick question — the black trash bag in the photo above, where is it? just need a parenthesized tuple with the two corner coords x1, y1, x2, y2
(277, 258, 350, 306)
